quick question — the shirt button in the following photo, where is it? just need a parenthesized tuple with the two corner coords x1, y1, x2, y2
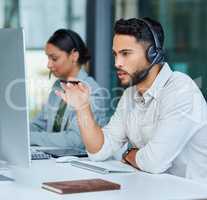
(141, 99, 145, 104)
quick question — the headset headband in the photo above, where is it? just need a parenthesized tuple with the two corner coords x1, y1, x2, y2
(139, 19, 161, 50)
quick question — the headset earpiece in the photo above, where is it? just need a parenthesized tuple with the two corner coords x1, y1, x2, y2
(140, 19, 164, 65)
(147, 46, 164, 65)
(146, 45, 157, 64)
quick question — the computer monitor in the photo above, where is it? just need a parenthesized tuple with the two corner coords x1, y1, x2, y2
(0, 28, 31, 168)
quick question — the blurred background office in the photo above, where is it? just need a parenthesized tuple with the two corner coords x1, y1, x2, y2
(0, 0, 206, 118)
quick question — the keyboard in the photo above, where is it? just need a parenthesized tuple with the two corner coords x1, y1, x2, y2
(31, 149, 51, 160)
(41, 148, 88, 158)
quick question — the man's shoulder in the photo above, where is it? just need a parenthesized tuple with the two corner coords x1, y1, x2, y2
(159, 70, 203, 103)
(165, 70, 196, 91)
(172, 70, 192, 81)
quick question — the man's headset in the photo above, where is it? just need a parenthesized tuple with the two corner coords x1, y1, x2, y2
(129, 18, 165, 84)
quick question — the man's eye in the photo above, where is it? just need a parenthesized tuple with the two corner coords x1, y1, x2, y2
(122, 52, 129, 56)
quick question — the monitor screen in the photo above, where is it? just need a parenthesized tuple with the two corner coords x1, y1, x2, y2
(0, 28, 31, 168)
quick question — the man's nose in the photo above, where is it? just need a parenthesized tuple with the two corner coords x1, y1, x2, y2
(114, 57, 124, 69)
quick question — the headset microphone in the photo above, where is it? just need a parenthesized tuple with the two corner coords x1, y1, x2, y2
(129, 63, 154, 85)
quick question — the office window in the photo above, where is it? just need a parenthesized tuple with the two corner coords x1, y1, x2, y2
(0, 0, 87, 117)
(19, 0, 86, 49)
(19, 0, 87, 117)
(0, 0, 20, 27)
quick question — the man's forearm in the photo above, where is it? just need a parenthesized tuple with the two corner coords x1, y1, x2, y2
(76, 104, 104, 154)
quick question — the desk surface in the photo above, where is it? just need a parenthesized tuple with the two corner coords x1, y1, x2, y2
(1, 159, 207, 200)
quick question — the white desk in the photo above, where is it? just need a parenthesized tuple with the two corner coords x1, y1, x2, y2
(1, 159, 207, 200)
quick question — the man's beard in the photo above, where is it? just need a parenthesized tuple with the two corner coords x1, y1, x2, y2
(117, 67, 150, 88)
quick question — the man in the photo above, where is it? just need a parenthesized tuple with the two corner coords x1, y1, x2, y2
(56, 17, 207, 181)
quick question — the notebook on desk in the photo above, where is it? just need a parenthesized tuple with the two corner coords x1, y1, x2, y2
(42, 178, 120, 194)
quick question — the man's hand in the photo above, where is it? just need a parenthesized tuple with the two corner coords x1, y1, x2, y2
(55, 78, 90, 111)
(55, 78, 104, 154)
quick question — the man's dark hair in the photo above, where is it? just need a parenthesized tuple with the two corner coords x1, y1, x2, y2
(114, 17, 164, 48)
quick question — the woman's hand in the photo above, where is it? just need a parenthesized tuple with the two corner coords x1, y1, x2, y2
(55, 78, 90, 111)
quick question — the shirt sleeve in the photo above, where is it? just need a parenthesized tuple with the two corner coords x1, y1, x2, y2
(88, 89, 130, 161)
(136, 88, 206, 174)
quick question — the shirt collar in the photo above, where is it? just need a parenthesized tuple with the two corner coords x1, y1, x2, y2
(147, 62, 172, 99)
(133, 62, 173, 103)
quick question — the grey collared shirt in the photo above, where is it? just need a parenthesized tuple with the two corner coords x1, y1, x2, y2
(30, 67, 108, 149)
(88, 63, 207, 181)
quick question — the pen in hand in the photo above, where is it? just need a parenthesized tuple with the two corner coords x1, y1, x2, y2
(60, 80, 81, 84)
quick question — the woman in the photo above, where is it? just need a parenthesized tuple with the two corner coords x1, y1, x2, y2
(30, 29, 108, 150)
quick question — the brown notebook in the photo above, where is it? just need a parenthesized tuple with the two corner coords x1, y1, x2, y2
(42, 178, 121, 194)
